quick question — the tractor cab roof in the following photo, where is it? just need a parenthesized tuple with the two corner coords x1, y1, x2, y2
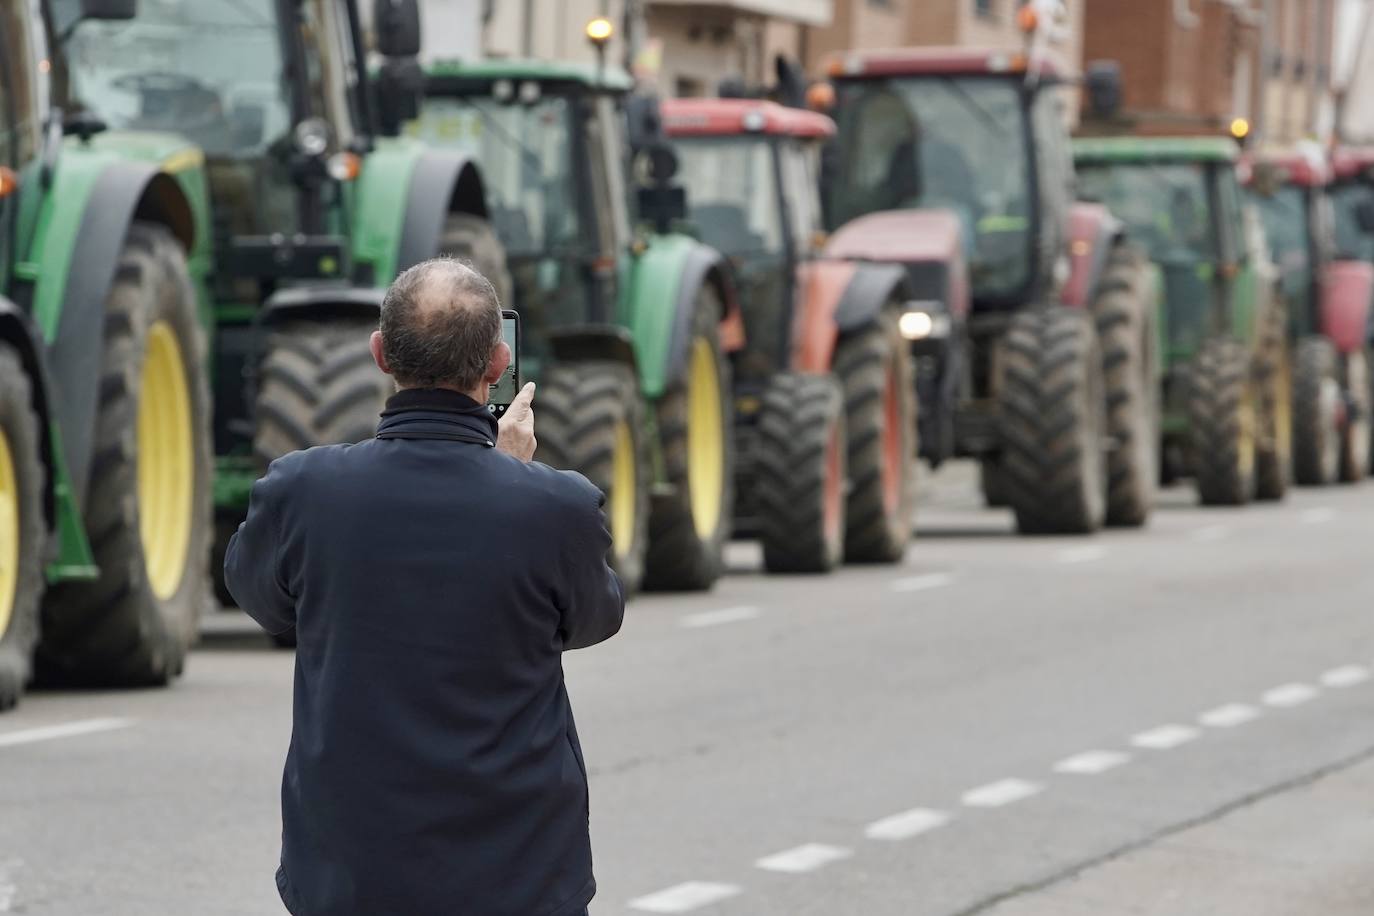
(1331, 146, 1374, 181)
(661, 98, 835, 140)
(1245, 147, 1331, 188)
(424, 58, 634, 94)
(1072, 136, 1240, 165)
(826, 46, 1067, 82)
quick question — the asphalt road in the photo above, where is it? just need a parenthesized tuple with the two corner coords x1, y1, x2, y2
(2, 463, 1372, 915)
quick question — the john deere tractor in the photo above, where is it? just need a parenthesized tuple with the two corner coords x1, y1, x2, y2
(1074, 137, 1292, 505)
(662, 97, 917, 573)
(819, 48, 1160, 534)
(407, 60, 737, 593)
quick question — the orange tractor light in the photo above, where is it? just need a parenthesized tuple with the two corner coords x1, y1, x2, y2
(1017, 5, 1039, 32)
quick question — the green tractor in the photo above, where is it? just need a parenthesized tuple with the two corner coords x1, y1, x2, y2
(407, 60, 738, 593)
(0, 0, 219, 708)
(1074, 137, 1291, 505)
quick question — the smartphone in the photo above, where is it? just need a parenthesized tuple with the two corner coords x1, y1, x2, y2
(488, 309, 520, 418)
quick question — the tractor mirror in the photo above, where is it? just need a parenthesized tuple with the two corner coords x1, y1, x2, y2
(1356, 198, 1374, 234)
(1084, 60, 1122, 121)
(80, 0, 136, 19)
(373, 0, 421, 58)
(645, 144, 679, 183)
(375, 58, 424, 136)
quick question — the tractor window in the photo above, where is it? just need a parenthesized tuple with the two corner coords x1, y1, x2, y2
(59, 0, 292, 158)
(779, 141, 823, 251)
(1214, 169, 1248, 263)
(0, 1, 41, 166)
(1251, 185, 1310, 280)
(1076, 163, 1219, 262)
(594, 96, 632, 251)
(581, 98, 619, 259)
(828, 76, 1032, 300)
(299, 0, 360, 147)
(675, 137, 783, 256)
(1331, 183, 1374, 261)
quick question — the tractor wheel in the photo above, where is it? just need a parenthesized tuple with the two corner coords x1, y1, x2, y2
(39, 224, 211, 686)
(979, 458, 1009, 508)
(998, 307, 1107, 535)
(535, 362, 650, 595)
(253, 320, 391, 467)
(1188, 337, 1257, 506)
(833, 311, 916, 562)
(1253, 308, 1292, 501)
(1291, 336, 1342, 486)
(1339, 349, 1370, 482)
(441, 212, 513, 310)
(643, 286, 733, 591)
(0, 345, 47, 710)
(1092, 244, 1158, 527)
(756, 372, 846, 574)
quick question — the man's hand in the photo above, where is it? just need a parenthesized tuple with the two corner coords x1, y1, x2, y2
(497, 383, 537, 462)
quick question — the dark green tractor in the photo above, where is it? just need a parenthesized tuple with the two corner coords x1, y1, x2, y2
(1075, 137, 1291, 505)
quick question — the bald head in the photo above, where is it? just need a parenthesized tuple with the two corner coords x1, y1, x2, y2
(377, 258, 504, 392)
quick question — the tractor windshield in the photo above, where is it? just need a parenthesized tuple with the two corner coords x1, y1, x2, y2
(674, 138, 783, 256)
(1251, 185, 1312, 282)
(1330, 182, 1374, 261)
(827, 76, 1031, 298)
(1076, 163, 1220, 262)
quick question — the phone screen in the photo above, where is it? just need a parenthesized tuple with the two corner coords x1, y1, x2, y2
(488, 311, 520, 417)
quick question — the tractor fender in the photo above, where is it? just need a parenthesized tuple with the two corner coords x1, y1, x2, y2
(29, 153, 199, 508)
(624, 234, 738, 399)
(791, 260, 910, 373)
(1319, 259, 1374, 354)
(353, 139, 490, 284)
(258, 286, 388, 326)
(1061, 202, 1121, 309)
(0, 298, 56, 528)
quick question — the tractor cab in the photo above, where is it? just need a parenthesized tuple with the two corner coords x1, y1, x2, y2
(1329, 147, 1374, 265)
(662, 98, 833, 381)
(408, 60, 635, 379)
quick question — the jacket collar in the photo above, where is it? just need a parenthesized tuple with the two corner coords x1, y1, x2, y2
(377, 387, 499, 443)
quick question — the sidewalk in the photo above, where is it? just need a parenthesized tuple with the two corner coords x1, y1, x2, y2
(983, 753, 1374, 916)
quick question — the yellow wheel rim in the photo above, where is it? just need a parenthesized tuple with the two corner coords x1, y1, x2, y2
(686, 338, 724, 539)
(610, 419, 636, 561)
(1239, 382, 1257, 480)
(0, 431, 19, 637)
(137, 321, 194, 601)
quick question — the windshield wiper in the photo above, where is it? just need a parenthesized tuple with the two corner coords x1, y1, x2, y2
(460, 98, 546, 182)
(938, 77, 1004, 138)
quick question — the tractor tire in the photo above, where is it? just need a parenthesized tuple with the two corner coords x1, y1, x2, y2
(998, 307, 1107, 535)
(253, 320, 391, 467)
(643, 286, 734, 591)
(1092, 244, 1158, 527)
(39, 223, 211, 686)
(979, 458, 1009, 508)
(1253, 307, 1292, 502)
(535, 362, 650, 595)
(441, 213, 513, 311)
(1339, 349, 1370, 482)
(0, 345, 48, 711)
(1291, 336, 1342, 486)
(1188, 337, 1257, 506)
(833, 310, 916, 562)
(756, 372, 846, 574)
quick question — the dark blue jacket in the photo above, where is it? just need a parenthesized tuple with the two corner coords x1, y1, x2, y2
(224, 388, 624, 916)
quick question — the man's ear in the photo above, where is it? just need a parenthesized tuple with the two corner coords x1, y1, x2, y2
(484, 341, 511, 384)
(370, 331, 392, 376)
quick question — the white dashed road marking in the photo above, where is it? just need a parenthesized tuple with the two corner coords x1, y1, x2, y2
(1263, 683, 1319, 708)
(629, 882, 742, 913)
(890, 572, 955, 593)
(864, 808, 951, 841)
(0, 717, 134, 749)
(1301, 507, 1336, 524)
(1056, 546, 1107, 565)
(755, 843, 852, 874)
(1198, 703, 1261, 728)
(1189, 525, 1230, 542)
(1131, 725, 1200, 750)
(679, 606, 761, 629)
(961, 779, 1043, 808)
(1321, 665, 1370, 688)
(1053, 750, 1131, 775)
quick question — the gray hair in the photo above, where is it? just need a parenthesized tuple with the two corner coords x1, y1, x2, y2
(379, 258, 502, 391)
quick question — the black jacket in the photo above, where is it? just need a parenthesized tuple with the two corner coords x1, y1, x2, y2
(224, 388, 624, 916)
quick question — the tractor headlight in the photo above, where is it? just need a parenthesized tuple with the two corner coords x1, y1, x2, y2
(294, 118, 331, 158)
(898, 304, 949, 341)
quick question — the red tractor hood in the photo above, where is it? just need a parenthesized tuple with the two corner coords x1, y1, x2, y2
(824, 209, 964, 265)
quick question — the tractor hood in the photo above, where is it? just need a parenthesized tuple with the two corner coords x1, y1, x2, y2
(824, 209, 969, 317)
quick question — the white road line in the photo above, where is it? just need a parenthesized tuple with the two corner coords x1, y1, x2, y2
(864, 808, 951, 841)
(629, 882, 742, 913)
(1053, 750, 1131, 775)
(890, 572, 954, 593)
(1189, 524, 1230, 542)
(1263, 683, 1319, 708)
(961, 778, 1043, 808)
(755, 843, 852, 874)
(1056, 545, 1107, 564)
(1131, 724, 1200, 750)
(1198, 703, 1261, 728)
(0, 717, 134, 749)
(679, 606, 761, 629)
(1321, 665, 1371, 688)
(1301, 507, 1336, 524)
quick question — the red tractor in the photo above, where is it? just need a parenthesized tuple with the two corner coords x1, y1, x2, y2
(1328, 145, 1374, 476)
(1247, 148, 1374, 483)
(662, 98, 918, 572)
(819, 48, 1159, 534)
